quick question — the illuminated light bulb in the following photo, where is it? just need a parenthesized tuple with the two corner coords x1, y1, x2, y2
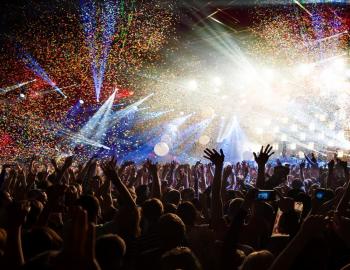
(319, 114, 326, 122)
(309, 123, 315, 131)
(291, 124, 298, 132)
(290, 143, 297, 150)
(308, 142, 314, 150)
(298, 151, 304, 159)
(198, 135, 211, 145)
(273, 126, 280, 133)
(272, 143, 279, 150)
(281, 134, 287, 142)
(256, 128, 264, 135)
(337, 150, 344, 158)
(212, 76, 222, 86)
(187, 80, 198, 90)
(328, 122, 335, 130)
(282, 117, 289, 124)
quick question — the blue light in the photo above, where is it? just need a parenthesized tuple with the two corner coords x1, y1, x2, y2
(80, 0, 119, 101)
(17, 48, 66, 98)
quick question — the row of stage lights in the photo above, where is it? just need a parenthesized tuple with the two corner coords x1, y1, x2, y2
(183, 57, 349, 91)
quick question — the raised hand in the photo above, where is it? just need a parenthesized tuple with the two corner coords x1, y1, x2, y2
(53, 206, 100, 270)
(300, 215, 326, 238)
(203, 148, 225, 167)
(101, 158, 120, 183)
(62, 155, 74, 170)
(7, 201, 30, 228)
(253, 145, 274, 166)
(328, 159, 335, 170)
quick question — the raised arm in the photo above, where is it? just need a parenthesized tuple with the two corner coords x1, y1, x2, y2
(336, 161, 350, 216)
(326, 160, 335, 189)
(101, 159, 136, 209)
(299, 160, 305, 182)
(0, 164, 11, 189)
(3, 201, 29, 268)
(203, 148, 225, 230)
(253, 145, 274, 189)
(269, 215, 326, 270)
(221, 189, 256, 269)
(149, 163, 161, 199)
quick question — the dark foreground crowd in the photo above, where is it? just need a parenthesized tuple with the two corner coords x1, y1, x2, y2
(1, 145, 350, 270)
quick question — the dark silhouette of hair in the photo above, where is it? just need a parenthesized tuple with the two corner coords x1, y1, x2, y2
(96, 234, 126, 270)
(161, 246, 202, 270)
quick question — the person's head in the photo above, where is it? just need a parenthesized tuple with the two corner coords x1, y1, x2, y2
(163, 190, 181, 206)
(0, 191, 12, 209)
(27, 189, 48, 205)
(25, 200, 44, 228)
(161, 247, 202, 270)
(158, 213, 186, 251)
(136, 185, 149, 205)
(115, 206, 141, 239)
(239, 250, 274, 270)
(163, 203, 177, 214)
(181, 188, 195, 202)
(227, 198, 244, 221)
(291, 179, 304, 190)
(22, 227, 63, 260)
(161, 180, 170, 195)
(176, 201, 197, 228)
(252, 202, 275, 230)
(96, 234, 126, 270)
(76, 195, 100, 223)
(142, 198, 164, 226)
(0, 228, 6, 257)
(278, 211, 300, 236)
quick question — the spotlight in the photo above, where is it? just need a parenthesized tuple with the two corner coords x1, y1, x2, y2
(296, 63, 314, 75)
(168, 124, 178, 133)
(308, 142, 315, 150)
(281, 134, 287, 142)
(199, 135, 210, 145)
(187, 80, 198, 91)
(328, 122, 335, 130)
(337, 150, 344, 158)
(255, 128, 263, 135)
(79, 99, 84, 104)
(333, 58, 346, 70)
(308, 123, 315, 131)
(212, 76, 222, 86)
(272, 126, 280, 133)
(262, 68, 275, 81)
